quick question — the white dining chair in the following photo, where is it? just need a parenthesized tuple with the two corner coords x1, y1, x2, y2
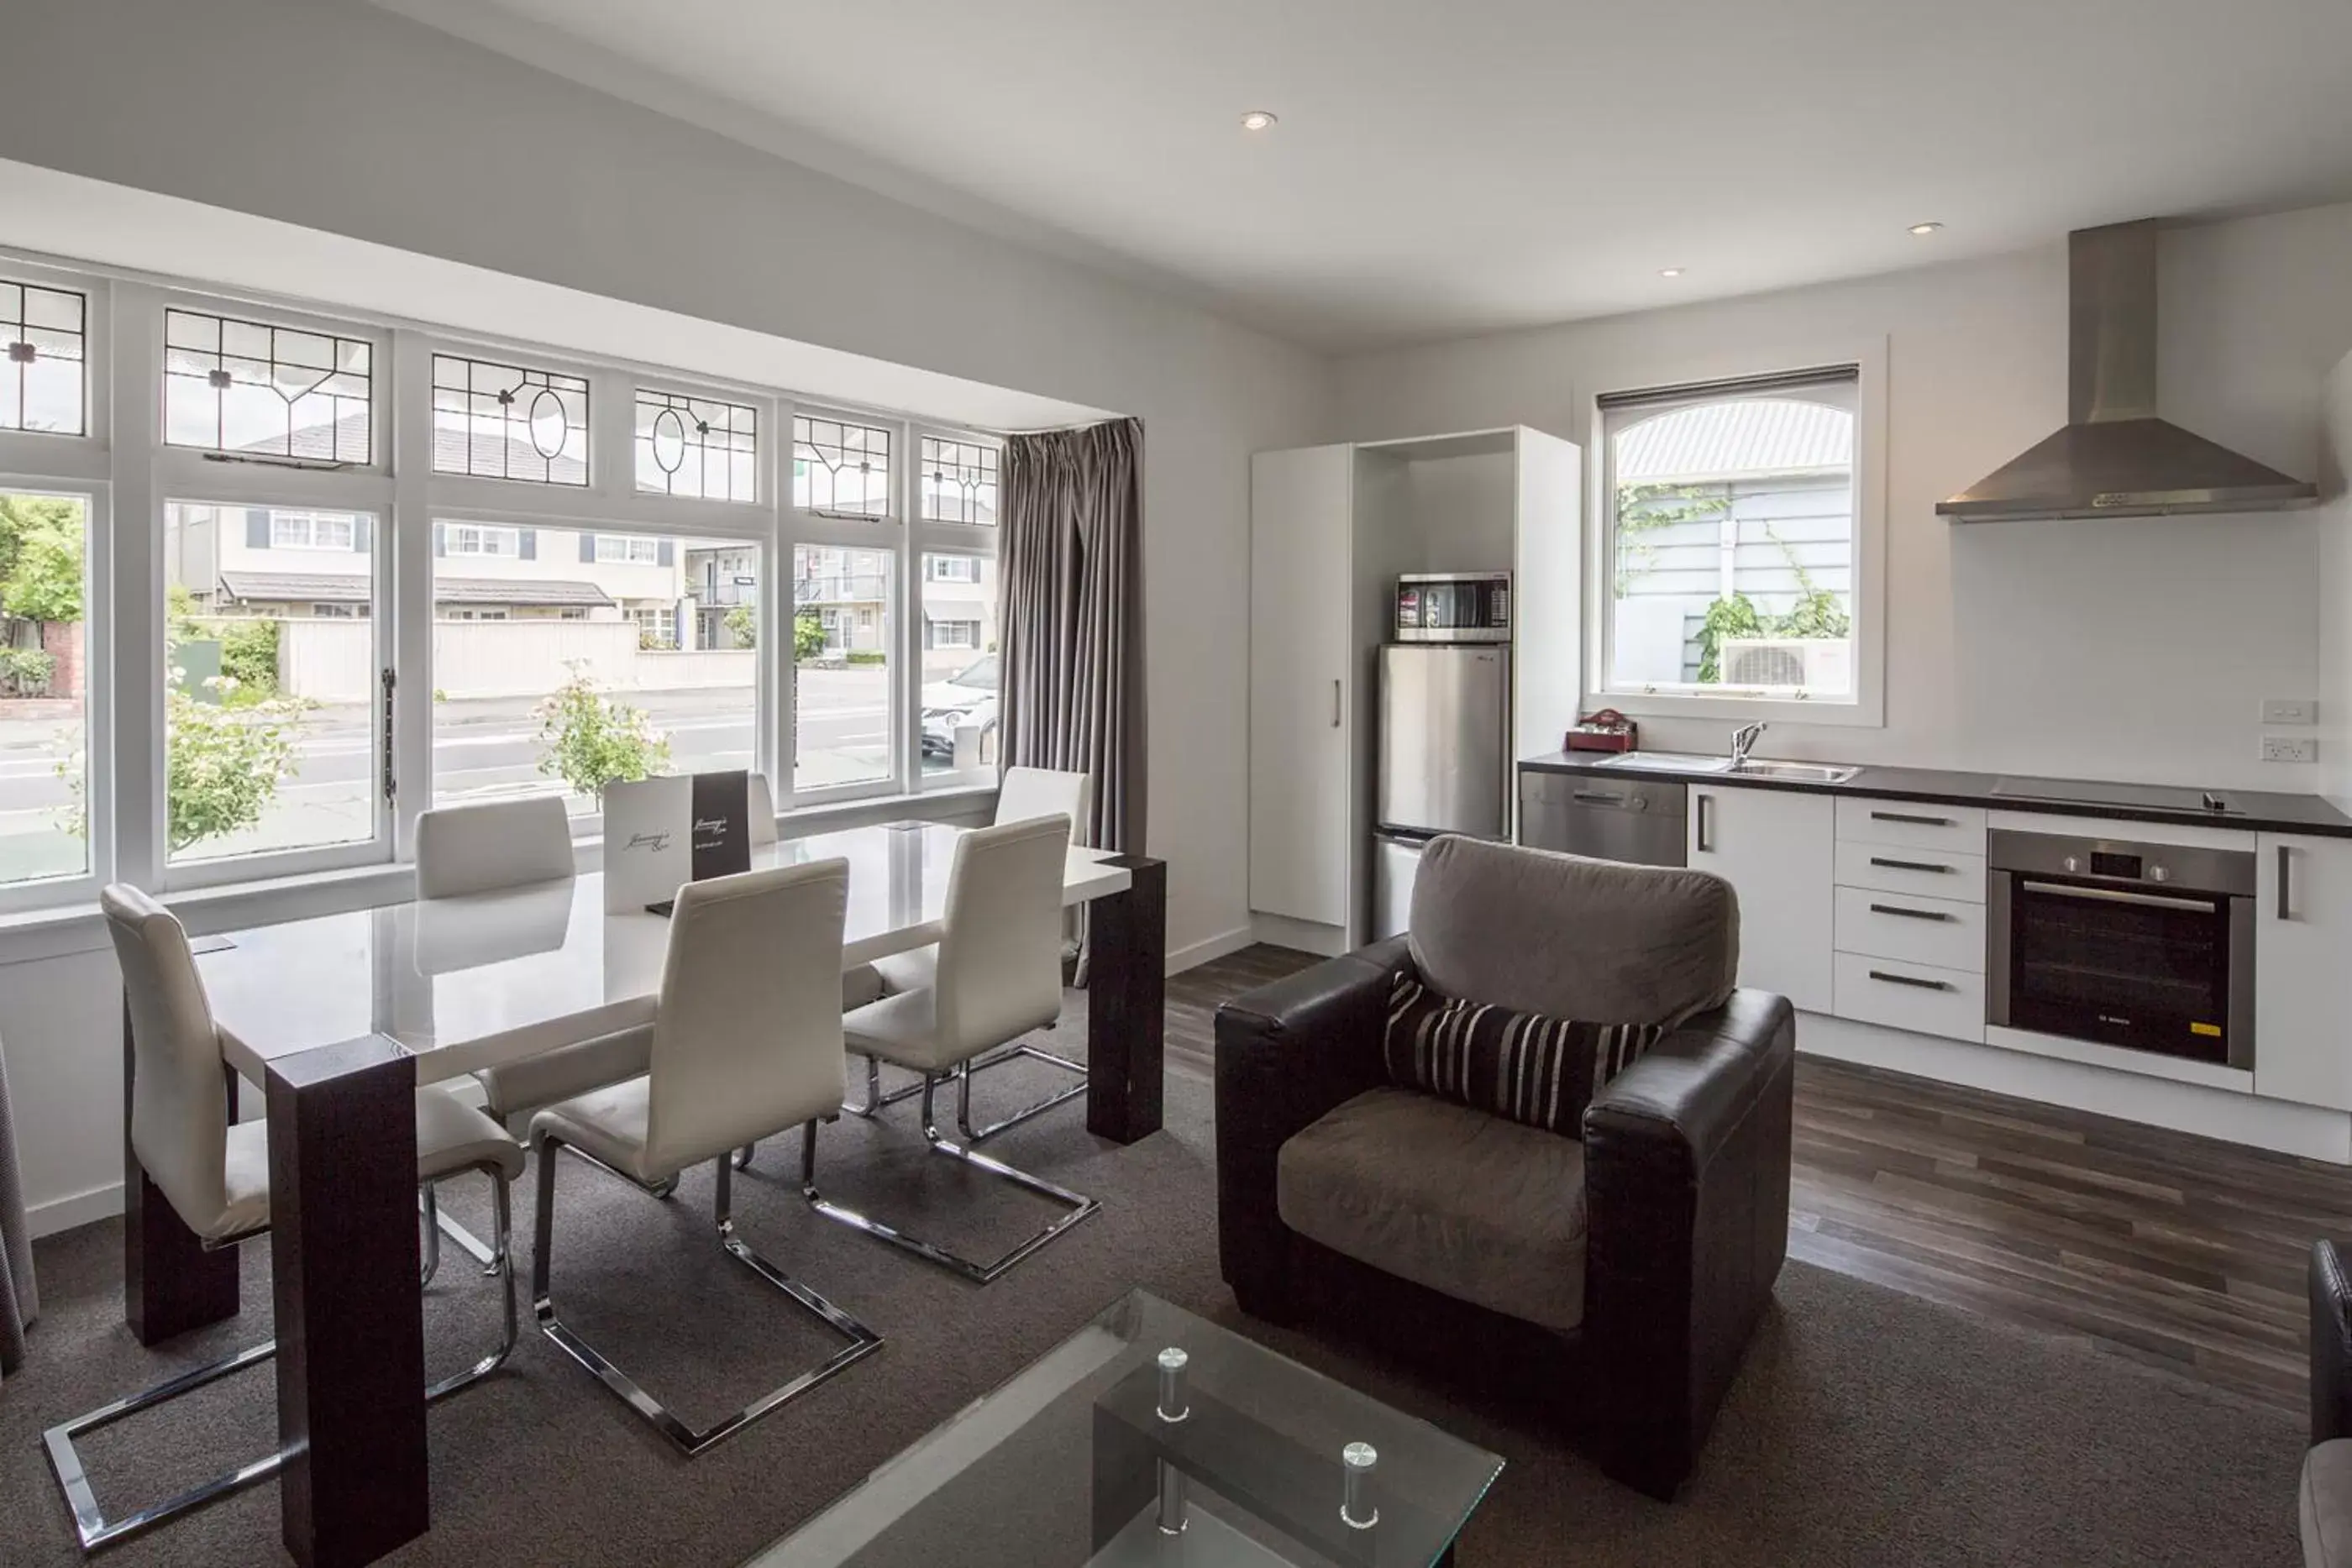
(748, 771, 779, 847)
(528, 859, 880, 1455)
(414, 794, 660, 1156)
(843, 768, 1095, 1131)
(45, 886, 522, 1554)
(804, 815, 1100, 1284)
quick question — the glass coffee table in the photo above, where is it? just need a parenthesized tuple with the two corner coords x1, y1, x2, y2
(748, 1291, 1504, 1567)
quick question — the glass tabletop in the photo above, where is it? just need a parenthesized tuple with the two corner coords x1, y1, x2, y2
(750, 1291, 1503, 1568)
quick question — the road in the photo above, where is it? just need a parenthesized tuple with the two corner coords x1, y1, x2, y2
(0, 669, 918, 878)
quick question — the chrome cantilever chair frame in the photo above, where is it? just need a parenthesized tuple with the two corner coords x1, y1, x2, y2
(531, 1136, 881, 1456)
(841, 1042, 1088, 1143)
(44, 1165, 518, 1555)
(801, 1072, 1100, 1285)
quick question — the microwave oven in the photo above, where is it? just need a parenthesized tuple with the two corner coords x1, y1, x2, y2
(1393, 572, 1510, 643)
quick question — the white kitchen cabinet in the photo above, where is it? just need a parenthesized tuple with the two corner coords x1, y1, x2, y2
(2255, 833, 2352, 1111)
(1249, 445, 1355, 929)
(1689, 786, 1835, 1013)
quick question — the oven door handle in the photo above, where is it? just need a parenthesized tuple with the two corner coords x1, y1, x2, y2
(2016, 878, 2215, 914)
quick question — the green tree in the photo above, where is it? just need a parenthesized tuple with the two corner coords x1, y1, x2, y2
(217, 618, 281, 693)
(59, 678, 309, 852)
(533, 665, 671, 800)
(1697, 593, 1766, 684)
(793, 610, 825, 663)
(1613, 481, 1730, 597)
(723, 602, 758, 650)
(0, 502, 85, 625)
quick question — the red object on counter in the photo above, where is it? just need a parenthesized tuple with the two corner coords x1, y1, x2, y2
(1566, 709, 1638, 753)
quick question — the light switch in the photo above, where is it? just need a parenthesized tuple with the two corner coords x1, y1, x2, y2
(2261, 697, 2316, 725)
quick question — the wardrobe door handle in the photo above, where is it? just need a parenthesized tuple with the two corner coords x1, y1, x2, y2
(1870, 856, 1952, 874)
(1869, 902, 1953, 922)
(1869, 968, 1954, 992)
(1331, 679, 1341, 728)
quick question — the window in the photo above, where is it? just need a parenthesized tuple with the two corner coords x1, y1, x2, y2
(430, 354, 588, 485)
(270, 511, 358, 552)
(443, 523, 520, 559)
(636, 390, 758, 501)
(919, 553, 996, 780)
(920, 435, 999, 526)
(164, 309, 370, 462)
(164, 501, 380, 868)
(795, 544, 892, 789)
(0, 491, 92, 889)
(793, 415, 891, 517)
(1601, 366, 1860, 702)
(433, 532, 755, 819)
(311, 602, 360, 619)
(593, 534, 662, 564)
(1, 281, 87, 436)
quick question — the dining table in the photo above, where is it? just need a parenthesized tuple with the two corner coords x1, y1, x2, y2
(117, 821, 1165, 1568)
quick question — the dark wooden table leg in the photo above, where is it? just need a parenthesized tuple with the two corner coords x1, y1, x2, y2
(1086, 855, 1166, 1146)
(123, 996, 240, 1345)
(266, 1036, 428, 1568)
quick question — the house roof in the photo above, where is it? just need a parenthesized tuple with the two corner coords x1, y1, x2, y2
(217, 571, 613, 608)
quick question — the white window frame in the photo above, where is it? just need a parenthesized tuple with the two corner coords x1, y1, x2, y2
(444, 522, 520, 559)
(0, 475, 113, 915)
(593, 532, 661, 565)
(1583, 339, 1887, 731)
(270, 510, 357, 552)
(908, 424, 1003, 793)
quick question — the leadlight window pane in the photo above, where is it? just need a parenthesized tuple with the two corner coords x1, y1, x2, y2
(792, 415, 891, 517)
(430, 354, 590, 486)
(0, 281, 89, 437)
(162, 308, 371, 462)
(918, 436, 1000, 526)
(635, 391, 759, 501)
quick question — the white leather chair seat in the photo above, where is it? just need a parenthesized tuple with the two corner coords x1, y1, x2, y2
(209, 1087, 526, 1244)
(530, 1082, 654, 1186)
(478, 1026, 653, 1122)
(842, 988, 945, 1073)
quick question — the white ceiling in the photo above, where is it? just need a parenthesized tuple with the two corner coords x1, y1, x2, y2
(375, 0, 2352, 353)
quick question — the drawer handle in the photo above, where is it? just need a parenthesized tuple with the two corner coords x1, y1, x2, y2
(1870, 855, 1952, 874)
(1868, 968, 1954, 992)
(1871, 810, 1955, 827)
(1868, 902, 1954, 922)
(1571, 790, 1625, 805)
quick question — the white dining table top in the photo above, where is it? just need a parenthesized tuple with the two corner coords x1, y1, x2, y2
(197, 821, 1131, 1087)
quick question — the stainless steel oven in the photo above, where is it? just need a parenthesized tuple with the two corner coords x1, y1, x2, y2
(1988, 829, 2255, 1069)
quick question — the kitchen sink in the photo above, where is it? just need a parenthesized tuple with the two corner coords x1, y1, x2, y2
(1725, 759, 1861, 784)
(1591, 753, 1861, 784)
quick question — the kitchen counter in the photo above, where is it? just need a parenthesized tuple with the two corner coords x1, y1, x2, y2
(1519, 750, 2352, 839)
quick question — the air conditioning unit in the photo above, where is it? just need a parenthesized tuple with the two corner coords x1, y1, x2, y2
(1717, 637, 1853, 694)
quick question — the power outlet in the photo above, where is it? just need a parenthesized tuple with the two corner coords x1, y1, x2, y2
(2262, 735, 2318, 763)
(2262, 697, 2317, 725)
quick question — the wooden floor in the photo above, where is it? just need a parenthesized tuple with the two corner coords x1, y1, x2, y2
(1168, 944, 2352, 1413)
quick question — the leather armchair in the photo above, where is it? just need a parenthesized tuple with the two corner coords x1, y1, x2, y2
(1215, 934, 1796, 1500)
(2307, 1242, 2352, 1565)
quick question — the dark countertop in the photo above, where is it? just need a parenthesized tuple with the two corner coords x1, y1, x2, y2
(1519, 750, 2352, 839)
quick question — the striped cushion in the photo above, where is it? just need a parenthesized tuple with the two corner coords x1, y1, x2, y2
(1383, 969, 1664, 1136)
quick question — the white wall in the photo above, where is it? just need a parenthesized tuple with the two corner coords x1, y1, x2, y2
(2318, 351, 2352, 812)
(0, 0, 1334, 1225)
(1338, 206, 2352, 786)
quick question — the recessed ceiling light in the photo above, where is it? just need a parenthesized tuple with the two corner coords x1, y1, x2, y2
(1240, 110, 1278, 132)
(1908, 222, 1945, 236)
(1658, 267, 1685, 278)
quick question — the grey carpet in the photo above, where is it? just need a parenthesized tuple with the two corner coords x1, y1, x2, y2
(0, 1018, 2309, 1567)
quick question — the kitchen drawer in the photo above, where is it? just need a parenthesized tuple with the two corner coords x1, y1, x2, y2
(1833, 952, 1986, 1043)
(1835, 796, 1987, 856)
(1833, 885, 1987, 973)
(1835, 841, 1987, 903)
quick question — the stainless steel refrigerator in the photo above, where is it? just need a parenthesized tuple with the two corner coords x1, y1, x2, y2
(1373, 642, 1511, 939)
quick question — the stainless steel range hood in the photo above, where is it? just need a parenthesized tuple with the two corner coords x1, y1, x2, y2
(1937, 220, 2318, 522)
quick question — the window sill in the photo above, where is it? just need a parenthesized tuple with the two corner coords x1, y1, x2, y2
(0, 782, 1001, 968)
(1593, 687, 1885, 730)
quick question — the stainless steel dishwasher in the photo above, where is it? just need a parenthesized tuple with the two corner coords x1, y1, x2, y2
(1519, 769, 1688, 867)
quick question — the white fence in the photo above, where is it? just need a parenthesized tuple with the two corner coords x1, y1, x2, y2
(281, 620, 757, 703)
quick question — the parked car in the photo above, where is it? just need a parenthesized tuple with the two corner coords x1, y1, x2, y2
(920, 653, 999, 760)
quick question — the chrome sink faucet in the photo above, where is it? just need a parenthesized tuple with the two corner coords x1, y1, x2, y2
(1730, 721, 1767, 768)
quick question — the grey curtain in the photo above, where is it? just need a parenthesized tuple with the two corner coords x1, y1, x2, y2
(0, 1032, 35, 1385)
(999, 418, 1147, 857)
